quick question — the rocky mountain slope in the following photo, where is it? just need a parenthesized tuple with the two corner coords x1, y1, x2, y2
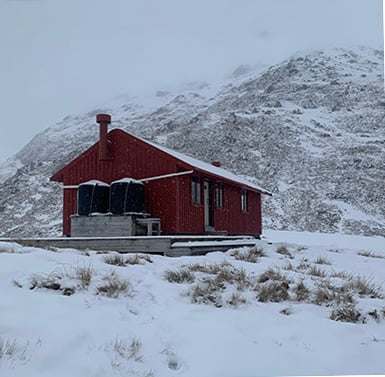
(0, 46, 384, 237)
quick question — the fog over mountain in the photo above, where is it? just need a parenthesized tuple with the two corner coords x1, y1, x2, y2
(0, 46, 384, 237)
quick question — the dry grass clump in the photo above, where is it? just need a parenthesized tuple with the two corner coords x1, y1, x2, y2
(275, 244, 292, 258)
(257, 267, 292, 284)
(104, 253, 153, 267)
(257, 281, 290, 303)
(189, 280, 223, 307)
(111, 337, 143, 363)
(29, 265, 94, 295)
(0, 335, 29, 364)
(345, 275, 383, 299)
(126, 254, 153, 265)
(308, 265, 327, 278)
(330, 304, 362, 323)
(227, 292, 247, 307)
(357, 251, 385, 259)
(104, 254, 127, 267)
(185, 262, 253, 307)
(73, 264, 94, 289)
(314, 256, 332, 265)
(96, 271, 132, 298)
(294, 280, 310, 302)
(296, 259, 311, 271)
(230, 246, 266, 263)
(164, 268, 195, 284)
(186, 260, 231, 274)
(30, 269, 66, 292)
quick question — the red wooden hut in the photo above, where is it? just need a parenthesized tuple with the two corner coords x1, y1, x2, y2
(50, 114, 271, 237)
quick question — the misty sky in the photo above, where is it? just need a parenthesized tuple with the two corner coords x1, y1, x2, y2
(0, 0, 383, 162)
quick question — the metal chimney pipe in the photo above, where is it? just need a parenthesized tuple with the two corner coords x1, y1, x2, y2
(96, 114, 111, 160)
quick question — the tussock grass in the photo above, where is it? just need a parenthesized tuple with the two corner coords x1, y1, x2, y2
(257, 281, 290, 302)
(308, 265, 327, 277)
(30, 269, 65, 291)
(104, 253, 153, 267)
(330, 304, 362, 323)
(29, 264, 94, 295)
(73, 264, 93, 289)
(226, 292, 247, 307)
(111, 337, 143, 362)
(126, 254, 153, 265)
(294, 280, 310, 302)
(103, 254, 127, 267)
(189, 280, 223, 307)
(230, 246, 266, 263)
(164, 268, 195, 283)
(345, 275, 383, 299)
(257, 267, 292, 284)
(96, 271, 132, 298)
(184, 262, 253, 307)
(275, 244, 292, 258)
(357, 251, 385, 259)
(314, 256, 332, 265)
(0, 335, 29, 364)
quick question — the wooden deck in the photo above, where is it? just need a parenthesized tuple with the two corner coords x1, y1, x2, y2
(1, 235, 260, 257)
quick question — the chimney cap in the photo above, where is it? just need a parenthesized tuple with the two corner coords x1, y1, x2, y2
(96, 114, 111, 124)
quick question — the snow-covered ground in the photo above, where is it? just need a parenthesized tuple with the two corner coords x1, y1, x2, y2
(1, 230, 385, 376)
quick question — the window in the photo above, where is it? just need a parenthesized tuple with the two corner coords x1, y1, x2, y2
(241, 190, 248, 212)
(191, 177, 201, 204)
(215, 183, 224, 208)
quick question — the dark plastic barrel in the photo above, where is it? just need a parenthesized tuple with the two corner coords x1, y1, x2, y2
(77, 180, 110, 215)
(110, 178, 144, 214)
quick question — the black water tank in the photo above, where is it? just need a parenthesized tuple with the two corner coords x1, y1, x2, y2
(77, 180, 110, 215)
(110, 178, 144, 215)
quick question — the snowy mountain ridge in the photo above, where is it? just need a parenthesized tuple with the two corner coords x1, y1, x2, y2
(0, 46, 384, 237)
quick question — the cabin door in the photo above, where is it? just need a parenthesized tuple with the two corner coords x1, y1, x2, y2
(204, 180, 214, 231)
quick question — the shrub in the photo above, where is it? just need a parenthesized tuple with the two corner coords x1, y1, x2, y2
(96, 271, 132, 298)
(257, 281, 290, 303)
(164, 268, 195, 284)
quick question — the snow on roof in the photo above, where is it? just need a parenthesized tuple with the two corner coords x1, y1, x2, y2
(138, 135, 271, 194)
